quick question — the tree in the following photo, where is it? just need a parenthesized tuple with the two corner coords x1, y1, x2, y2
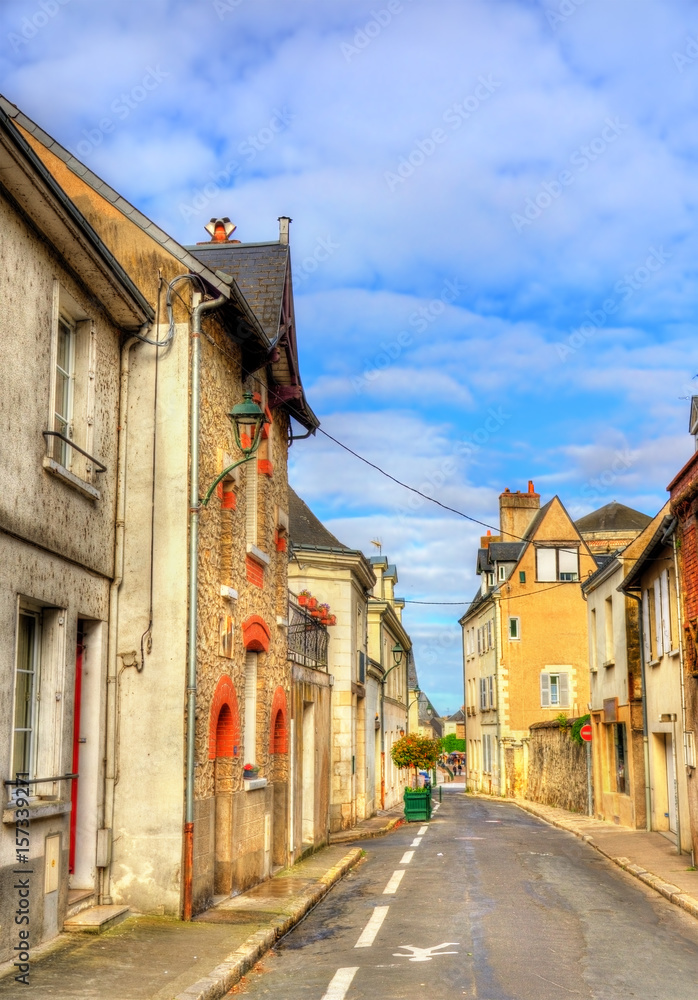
(441, 733, 465, 753)
(390, 733, 442, 786)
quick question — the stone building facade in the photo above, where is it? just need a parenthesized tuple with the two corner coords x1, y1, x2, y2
(2, 98, 318, 926)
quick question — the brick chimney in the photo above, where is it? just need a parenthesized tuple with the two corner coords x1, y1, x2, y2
(499, 481, 540, 542)
(278, 216, 292, 244)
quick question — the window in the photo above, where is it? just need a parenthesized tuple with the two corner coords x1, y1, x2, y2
(479, 678, 488, 711)
(519, 571, 526, 584)
(648, 571, 671, 660)
(487, 572, 495, 587)
(536, 547, 579, 582)
(540, 670, 570, 708)
(488, 675, 495, 709)
(12, 610, 40, 778)
(45, 286, 98, 493)
(508, 617, 520, 640)
(498, 565, 507, 581)
(483, 734, 492, 773)
(613, 722, 628, 794)
(684, 730, 696, 769)
(53, 314, 75, 467)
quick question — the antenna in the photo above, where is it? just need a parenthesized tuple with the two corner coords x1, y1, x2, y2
(370, 538, 382, 555)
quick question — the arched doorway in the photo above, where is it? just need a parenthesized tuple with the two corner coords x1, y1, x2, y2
(208, 676, 240, 895)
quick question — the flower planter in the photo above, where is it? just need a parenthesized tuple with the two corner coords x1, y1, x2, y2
(298, 595, 309, 607)
(307, 597, 318, 610)
(403, 787, 432, 822)
(243, 768, 260, 780)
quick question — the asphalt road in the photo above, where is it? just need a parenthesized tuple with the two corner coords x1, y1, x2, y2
(231, 788, 698, 999)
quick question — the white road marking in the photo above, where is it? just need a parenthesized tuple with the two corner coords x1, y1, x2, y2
(394, 942, 460, 962)
(383, 869, 405, 894)
(321, 967, 359, 999)
(418, 825, 429, 835)
(410, 837, 422, 847)
(355, 905, 390, 948)
(432, 802, 441, 812)
(400, 850, 415, 864)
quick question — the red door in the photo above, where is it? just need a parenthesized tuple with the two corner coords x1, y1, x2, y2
(69, 637, 83, 876)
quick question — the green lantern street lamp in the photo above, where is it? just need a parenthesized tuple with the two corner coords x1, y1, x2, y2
(392, 642, 404, 667)
(201, 392, 268, 507)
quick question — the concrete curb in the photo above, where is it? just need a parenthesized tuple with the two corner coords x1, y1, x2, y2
(329, 815, 404, 844)
(173, 847, 363, 1000)
(512, 799, 698, 923)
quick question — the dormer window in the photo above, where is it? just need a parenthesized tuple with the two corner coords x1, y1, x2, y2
(498, 565, 507, 582)
(487, 572, 495, 587)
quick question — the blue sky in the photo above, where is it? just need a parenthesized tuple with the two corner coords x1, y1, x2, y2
(3, 0, 698, 713)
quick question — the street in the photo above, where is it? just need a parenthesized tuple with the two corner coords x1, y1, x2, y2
(232, 789, 698, 1000)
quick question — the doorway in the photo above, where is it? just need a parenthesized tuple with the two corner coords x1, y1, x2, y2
(301, 702, 315, 845)
(665, 734, 677, 834)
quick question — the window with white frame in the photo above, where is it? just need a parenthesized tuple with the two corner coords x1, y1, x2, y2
(536, 547, 579, 582)
(508, 616, 520, 640)
(488, 675, 495, 709)
(604, 596, 614, 663)
(483, 733, 493, 773)
(12, 609, 41, 779)
(498, 565, 507, 581)
(645, 570, 672, 661)
(479, 677, 488, 711)
(46, 286, 97, 487)
(540, 669, 570, 708)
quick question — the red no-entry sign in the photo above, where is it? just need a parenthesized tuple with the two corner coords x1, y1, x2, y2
(580, 723, 592, 742)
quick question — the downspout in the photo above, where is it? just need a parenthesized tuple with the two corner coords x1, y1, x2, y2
(667, 517, 688, 854)
(183, 291, 226, 921)
(101, 335, 139, 905)
(626, 590, 652, 832)
(493, 591, 502, 796)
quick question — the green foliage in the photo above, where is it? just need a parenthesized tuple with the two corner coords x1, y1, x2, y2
(441, 734, 465, 753)
(555, 713, 568, 729)
(570, 714, 591, 745)
(390, 733, 442, 770)
(404, 786, 431, 794)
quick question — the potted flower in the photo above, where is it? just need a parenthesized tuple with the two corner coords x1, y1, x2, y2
(243, 763, 260, 780)
(390, 734, 442, 821)
(307, 596, 318, 610)
(298, 590, 311, 607)
(318, 602, 331, 623)
(325, 614, 337, 627)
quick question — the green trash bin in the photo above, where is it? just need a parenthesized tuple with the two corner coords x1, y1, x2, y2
(403, 788, 432, 822)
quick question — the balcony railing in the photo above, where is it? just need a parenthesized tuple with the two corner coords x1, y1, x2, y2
(288, 599, 328, 669)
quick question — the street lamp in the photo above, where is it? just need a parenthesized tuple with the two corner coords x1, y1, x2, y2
(201, 392, 268, 507)
(392, 642, 404, 667)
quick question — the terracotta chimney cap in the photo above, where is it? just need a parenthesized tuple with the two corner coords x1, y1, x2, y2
(203, 217, 238, 243)
(528, 480, 535, 494)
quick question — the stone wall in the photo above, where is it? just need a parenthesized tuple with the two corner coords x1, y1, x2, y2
(526, 719, 589, 814)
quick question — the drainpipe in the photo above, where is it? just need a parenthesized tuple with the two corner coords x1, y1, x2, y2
(183, 291, 226, 922)
(101, 335, 139, 905)
(667, 517, 688, 854)
(626, 590, 652, 832)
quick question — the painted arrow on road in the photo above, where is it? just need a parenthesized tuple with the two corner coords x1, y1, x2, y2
(393, 943, 459, 962)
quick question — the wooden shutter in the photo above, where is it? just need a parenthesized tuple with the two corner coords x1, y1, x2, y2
(540, 673, 550, 707)
(480, 678, 487, 711)
(488, 675, 494, 709)
(653, 577, 663, 656)
(660, 570, 671, 652)
(559, 672, 570, 707)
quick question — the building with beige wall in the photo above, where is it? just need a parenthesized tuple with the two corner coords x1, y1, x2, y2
(0, 105, 152, 962)
(462, 483, 597, 797)
(620, 508, 692, 852)
(581, 505, 654, 831)
(287, 489, 377, 833)
(368, 557, 412, 810)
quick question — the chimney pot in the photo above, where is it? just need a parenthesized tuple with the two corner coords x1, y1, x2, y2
(203, 217, 237, 243)
(528, 480, 535, 494)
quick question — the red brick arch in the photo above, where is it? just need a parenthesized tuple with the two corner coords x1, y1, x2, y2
(208, 675, 241, 759)
(269, 686, 288, 754)
(242, 615, 271, 653)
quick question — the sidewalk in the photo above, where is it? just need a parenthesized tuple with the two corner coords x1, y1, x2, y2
(514, 798, 698, 920)
(329, 803, 404, 843)
(0, 844, 364, 1000)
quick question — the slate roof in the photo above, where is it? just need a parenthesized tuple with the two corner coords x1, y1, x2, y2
(575, 501, 651, 534)
(186, 242, 288, 343)
(446, 708, 465, 722)
(407, 649, 419, 690)
(581, 552, 619, 592)
(288, 488, 349, 551)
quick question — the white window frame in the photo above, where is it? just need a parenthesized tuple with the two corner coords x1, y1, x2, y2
(498, 565, 506, 582)
(540, 669, 570, 708)
(536, 546, 579, 582)
(12, 608, 41, 781)
(508, 616, 520, 640)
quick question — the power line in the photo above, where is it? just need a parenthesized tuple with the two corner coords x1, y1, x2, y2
(402, 581, 573, 608)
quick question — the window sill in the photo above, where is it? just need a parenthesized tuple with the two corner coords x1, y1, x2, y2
(43, 456, 100, 500)
(246, 544, 270, 567)
(602, 659, 615, 669)
(243, 778, 268, 791)
(648, 658, 661, 668)
(3, 799, 71, 824)
(669, 649, 680, 658)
